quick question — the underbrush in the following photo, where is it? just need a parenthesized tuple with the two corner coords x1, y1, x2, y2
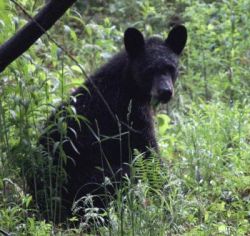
(1, 102, 250, 235)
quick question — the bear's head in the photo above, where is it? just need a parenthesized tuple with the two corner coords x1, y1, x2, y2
(124, 25, 187, 104)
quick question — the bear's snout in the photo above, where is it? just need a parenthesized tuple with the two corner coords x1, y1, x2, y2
(151, 74, 174, 104)
(157, 88, 173, 103)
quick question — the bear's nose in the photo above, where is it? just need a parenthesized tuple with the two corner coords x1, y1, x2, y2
(158, 89, 172, 103)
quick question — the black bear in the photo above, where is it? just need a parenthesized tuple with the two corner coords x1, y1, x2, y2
(31, 25, 187, 222)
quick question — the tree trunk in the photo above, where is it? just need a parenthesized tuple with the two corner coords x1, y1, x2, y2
(0, 0, 77, 73)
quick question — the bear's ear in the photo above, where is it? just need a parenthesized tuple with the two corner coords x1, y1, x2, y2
(165, 25, 187, 55)
(124, 28, 145, 57)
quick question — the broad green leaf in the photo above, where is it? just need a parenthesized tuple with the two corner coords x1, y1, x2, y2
(157, 113, 171, 136)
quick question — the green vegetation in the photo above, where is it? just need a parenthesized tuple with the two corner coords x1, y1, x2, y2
(0, 0, 250, 235)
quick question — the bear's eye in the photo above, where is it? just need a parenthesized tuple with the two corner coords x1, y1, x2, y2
(164, 65, 175, 75)
(144, 68, 155, 77)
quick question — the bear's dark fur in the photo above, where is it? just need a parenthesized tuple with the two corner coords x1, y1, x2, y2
(32, 25, 187, 222)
